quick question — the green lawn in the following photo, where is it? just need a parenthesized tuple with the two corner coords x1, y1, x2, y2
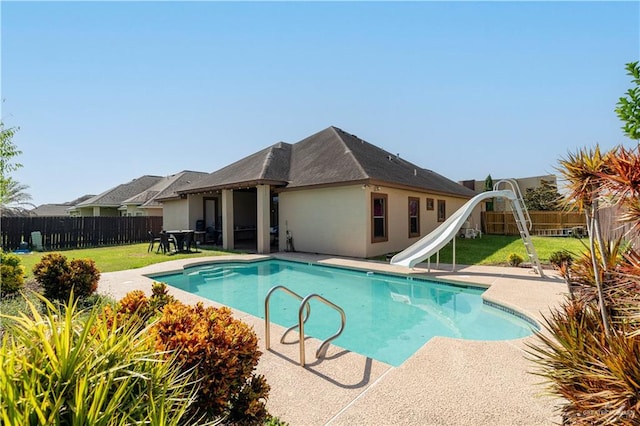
(16, 243, 231, 279)
(14, 236, 587, 279)
(416, 234, 588, 266)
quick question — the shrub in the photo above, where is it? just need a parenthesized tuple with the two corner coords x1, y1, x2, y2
(150, 281, 177, 311)
(507, 252, 524, 267)
(113, 288, 270, 423)
(0, 293, 198, 425)
(152, 301, 269, 423)
(114, 282, 176, 325)
(0, 252, 25, 296)
(529, 296, 640, 424)
(32, 253, 100, 302)
(549, 250, 573, 269)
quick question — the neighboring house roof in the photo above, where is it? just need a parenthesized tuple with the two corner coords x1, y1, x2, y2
(177, 126, 476, 199)
(30, 195, 95, 216)
(126, 170, 209, 206)
(75, 175, 164, 208)
(31, 204, 73, 216)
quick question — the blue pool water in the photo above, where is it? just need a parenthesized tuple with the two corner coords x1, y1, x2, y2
(151, 259, 536, 366)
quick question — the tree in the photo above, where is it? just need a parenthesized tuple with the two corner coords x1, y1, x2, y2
(522, 181, 561, 211)
(484, 174, 494, 211)
(0, 120, 33, 215)
(615, 61, 640, 142)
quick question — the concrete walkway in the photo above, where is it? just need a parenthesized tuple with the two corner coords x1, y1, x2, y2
(97, 253, 567, 426)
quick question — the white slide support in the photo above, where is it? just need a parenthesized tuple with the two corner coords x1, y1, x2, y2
(390, 189, 544, 276)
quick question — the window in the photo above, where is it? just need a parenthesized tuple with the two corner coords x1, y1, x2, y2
(371, 193, 388, 242)
(408, 197, 420, 237)
(426, 198, 434, 211)
(437, 200, 446, 222)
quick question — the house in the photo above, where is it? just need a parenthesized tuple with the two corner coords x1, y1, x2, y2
(69, 175, 164, 217)
(459, 174, 558, 211)
(29, 195, 95, 216)
(119, 171, 209, 217)
(161, 126, 478, 258)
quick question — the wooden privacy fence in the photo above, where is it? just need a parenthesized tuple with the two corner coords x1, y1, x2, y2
(484, 211, 585, 236)
(483, 208, 639, 247)
(1, 216, 163, 251)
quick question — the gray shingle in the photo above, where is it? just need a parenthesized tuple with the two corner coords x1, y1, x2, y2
(76, 175, 163, 207)
(178, 126, 475, 199)
(178, 143, 291, 193)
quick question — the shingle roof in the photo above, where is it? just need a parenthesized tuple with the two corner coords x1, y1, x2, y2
(139, 170, 209, 205)
(30, 195, 95, 216)
(76, 175, 163, 208)
(30, 204, 71, 216)
(177, 142, 291, 193)
(177, 126, 476, 199)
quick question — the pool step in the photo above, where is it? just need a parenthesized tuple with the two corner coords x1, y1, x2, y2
(204, 272, 238, 282)
(188, 267, 238, 281)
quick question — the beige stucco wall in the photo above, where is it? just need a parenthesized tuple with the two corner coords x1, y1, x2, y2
(279, 184, 481, 259)
(143, 207, 163, 217)
(364, 186, 479, 258)
(163, 195, 210, 231)
(279, 185, 367, 258)
(162, 199, 190, 230)
(186, 194, 205, 230)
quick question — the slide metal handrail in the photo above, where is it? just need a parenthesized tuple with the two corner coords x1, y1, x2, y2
(494, 178, 532, 230)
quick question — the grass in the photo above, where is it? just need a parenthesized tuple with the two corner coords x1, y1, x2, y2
(1, 244, 230, 326)
(413, 234, 588, 266)
(12, 236, 588, 280)
(15, 243, 230, 279)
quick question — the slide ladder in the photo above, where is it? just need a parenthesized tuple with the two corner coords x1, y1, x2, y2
(494, 179, 544, 277)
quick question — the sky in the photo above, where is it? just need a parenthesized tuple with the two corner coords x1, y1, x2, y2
(2, 1, 639, 207)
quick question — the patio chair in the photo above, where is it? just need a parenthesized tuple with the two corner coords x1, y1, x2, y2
(147, 231, 162, 253)
(183, 231, 199, 252)
(157, 232, 177, 254)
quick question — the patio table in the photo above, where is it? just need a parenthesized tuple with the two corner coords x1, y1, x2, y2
(166, 230, 194, 253)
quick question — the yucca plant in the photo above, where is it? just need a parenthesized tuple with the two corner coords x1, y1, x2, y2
(529, 298, 640, 425)
(531, 65, 640, 424)
(558, 145, 612, 335)
(0, 292, 205, 425)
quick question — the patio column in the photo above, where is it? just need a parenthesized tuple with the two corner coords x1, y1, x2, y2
(221, 189, 234, 250)
(256, 184, 271, 254)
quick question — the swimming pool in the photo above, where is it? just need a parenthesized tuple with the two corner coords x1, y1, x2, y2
(150, 259, 536, 366)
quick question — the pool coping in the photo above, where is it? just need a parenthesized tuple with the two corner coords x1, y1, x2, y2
(97, 252, 568, 425)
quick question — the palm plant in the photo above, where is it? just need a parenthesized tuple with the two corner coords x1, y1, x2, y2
(0, 178, 34, 216)
(532, 143, 640, 424)
(558, 145, 611, 335)
(533, 64, 640, 423)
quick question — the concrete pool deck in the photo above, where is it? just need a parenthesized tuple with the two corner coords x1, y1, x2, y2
(97, 253, 567, 425)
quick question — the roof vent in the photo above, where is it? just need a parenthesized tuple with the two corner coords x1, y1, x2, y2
(396, 153, 400, 159)
(414, 169, 417, 176)
(387, 155, 393, 161)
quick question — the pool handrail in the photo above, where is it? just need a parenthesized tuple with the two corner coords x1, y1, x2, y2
(298, 293, 346, 367)
(265, 285, 346, 367)
(264, 285, 310, 351)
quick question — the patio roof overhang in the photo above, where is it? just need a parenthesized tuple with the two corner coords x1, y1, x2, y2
(174, 179, 289, 197)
